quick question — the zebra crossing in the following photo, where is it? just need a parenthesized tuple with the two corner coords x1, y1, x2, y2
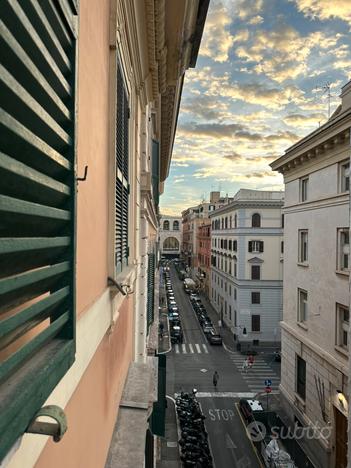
(229, 353, 280, 393)
(173, 343, 209, 354)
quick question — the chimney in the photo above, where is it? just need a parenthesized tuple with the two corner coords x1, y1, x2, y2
(210, 191, 220, 203)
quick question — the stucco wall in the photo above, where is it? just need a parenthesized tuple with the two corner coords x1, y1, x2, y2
(76, 0, 110, 317)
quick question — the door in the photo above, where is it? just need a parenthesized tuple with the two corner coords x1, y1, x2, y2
(334, 406, 347, 468)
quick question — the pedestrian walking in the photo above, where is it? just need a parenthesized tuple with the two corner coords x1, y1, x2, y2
(242, 358, 249, 373)
(212, 371, 219, 388)
(248, 354, 255, 369)
(159, 322, 164, 339)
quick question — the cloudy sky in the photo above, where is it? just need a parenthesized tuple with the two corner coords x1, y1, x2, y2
(160, 0, 351, 216)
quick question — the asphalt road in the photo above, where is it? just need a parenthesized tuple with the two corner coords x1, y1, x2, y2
(165, 264, 273, 468)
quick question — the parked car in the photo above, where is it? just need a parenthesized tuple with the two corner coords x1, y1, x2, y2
(207, 331, 223, 345)
(202, 324, 215, 334)
(170, 325, 183, 344)
(239, 399, 264, 423)
(168, 312, 180, 322)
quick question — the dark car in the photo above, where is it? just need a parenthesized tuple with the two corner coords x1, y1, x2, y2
(170, 325, 183, 344)
(207, 330, 223, 345)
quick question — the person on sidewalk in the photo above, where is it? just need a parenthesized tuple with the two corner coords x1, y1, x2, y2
(248, 354, 255, 369)
(213, 371, 219, 388)
(159, 322, 164, 339)
(242, 358, 249, 373)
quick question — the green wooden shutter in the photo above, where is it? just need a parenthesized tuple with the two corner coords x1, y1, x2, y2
(151, 140, 159, 208)
(146, 252, 155, 333)
(116, 62, 129, 273)
(0, 0, 78, 460)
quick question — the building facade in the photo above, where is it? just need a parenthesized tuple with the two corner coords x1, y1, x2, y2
(181, 192, 233, 273)
(197, 223, 211, 295)
(159, 216, 182, 257)
(0, 1, 208, 467)
(271, 81, 350, 468)
(210, 189, 284, 347)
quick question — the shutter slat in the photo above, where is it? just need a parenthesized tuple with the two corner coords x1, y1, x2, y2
(0, 20, 71, 122)
(0, 237, 70, 255)
(0, 109, 71, 174)
(0, 195, 70, 222)
(0, 287, 69, 341)
(0, 151, 70, 206)
(0, 64, 71, 149)
(0, 312, 69, 384)
(3, 1, 71, 97)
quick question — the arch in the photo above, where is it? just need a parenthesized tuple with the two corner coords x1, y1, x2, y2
(163, 237, 179, 251)
(173, 220, 179, 230)
(252, 213, 261, 228)
(163, 220, 170, 230)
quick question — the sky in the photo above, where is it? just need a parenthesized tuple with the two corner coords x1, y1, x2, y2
(160, 0, 351, 216)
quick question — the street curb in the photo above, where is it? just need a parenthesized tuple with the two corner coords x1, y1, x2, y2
(167, 395, 183, 466)
(158, 314, 172, 354)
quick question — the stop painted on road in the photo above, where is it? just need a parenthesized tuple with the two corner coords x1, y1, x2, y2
(208, 408, 235, 421)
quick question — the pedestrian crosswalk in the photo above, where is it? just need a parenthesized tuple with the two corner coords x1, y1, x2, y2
(229, 353, 280, 393)
(174, 343, 209, 354)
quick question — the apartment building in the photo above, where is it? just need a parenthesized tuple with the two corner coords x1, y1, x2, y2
(181, 191, 232, 272)
(210, 189, 284, 347)
(197, 223, 211, 295)
(159, 216, 182, 258)
(271, 80, 350, 468)
(0, 1, 208, 467)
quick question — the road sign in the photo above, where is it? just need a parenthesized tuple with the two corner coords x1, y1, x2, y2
(264, 379, 272, 387)
(265, 387, 272, 393)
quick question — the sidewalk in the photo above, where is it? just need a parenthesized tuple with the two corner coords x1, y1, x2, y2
(156, 396, 180, 468)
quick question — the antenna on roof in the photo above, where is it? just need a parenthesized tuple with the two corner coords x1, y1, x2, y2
(315, 82, 332, 119)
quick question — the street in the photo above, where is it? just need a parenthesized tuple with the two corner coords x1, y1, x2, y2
(164, 265, 282, 467)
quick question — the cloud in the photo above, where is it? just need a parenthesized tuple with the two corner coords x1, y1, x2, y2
(283, 112, 326, 127)
(200, 2, 234, 62)
(248, 15, 264, 25)
(291, 0, 351, 21)
(236, 0, 263, 20)
(233, 29, 250, 43)
(235, 26, 342, 83)
(181, 94, 232, 121)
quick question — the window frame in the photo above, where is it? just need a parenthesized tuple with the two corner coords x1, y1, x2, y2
(252, 213, 261, 228)
(339, 160, 350, 193)
(251, 292, 261, 304)
(251, 315, 261, 332)
(296, 355, 306, 400)
(298, 229, 308, 264)
(297, 288, 308, 323)
(251, 264, 261, 280)
(300, 177, 309, 202)
(336, 303, 349, 351)
(337, 228, 349, 273)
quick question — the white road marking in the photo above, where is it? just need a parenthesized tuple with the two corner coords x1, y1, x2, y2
(195, 343, 201, 353)
(182, 344, 186, 353)
(202, 344, 209, 353)
(189, 343, 194, 353)
(192, 392, 257, 398)
(175, 344, 180, 354)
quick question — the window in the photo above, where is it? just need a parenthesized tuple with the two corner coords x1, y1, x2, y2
(229, 285, 232, 296)
(296, 356, 306, 400)
(163, 237, 179, 251)
(116, 63, 130, 273)
(298, 289, 308, 322)
(147, 252, 155, 332)
(224, 239, 227, 249)
(298, 230, 308, 263)
(229, 240, 232, 250)
(252, 213, 261, 227)
(233, 240, 237, 251)
(234, 261, 237, 277)
(221, 239, 223, 249)
(248, 241, 264, 253)
(281, 241, 284, 254)
(339, 161, 350, 193)
(336, 303, 349, 350)
(0, 1, 78, 459)
(234, 288, 237, 301)
(173, 220, 179, 230)
(163, 220, 169, 230)
(252, 315, 261, 332)
(234, 214, 237, 228)
(234, 310, 237, 326)
(251, 292, 261, 304)
(300, 177, 308, 202)
(225, 217, 228, 229)
(229, 307, 232, 321)
(337, 228, 349, 272)
(229, 216, 232, 228)
(281, 214, 285, 228)
(251, 265, 261, 280)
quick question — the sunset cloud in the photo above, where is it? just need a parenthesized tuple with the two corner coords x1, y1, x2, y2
(291, 0, 351, 21)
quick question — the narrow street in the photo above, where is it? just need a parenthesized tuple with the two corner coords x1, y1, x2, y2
(164, 264, 282, 467)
